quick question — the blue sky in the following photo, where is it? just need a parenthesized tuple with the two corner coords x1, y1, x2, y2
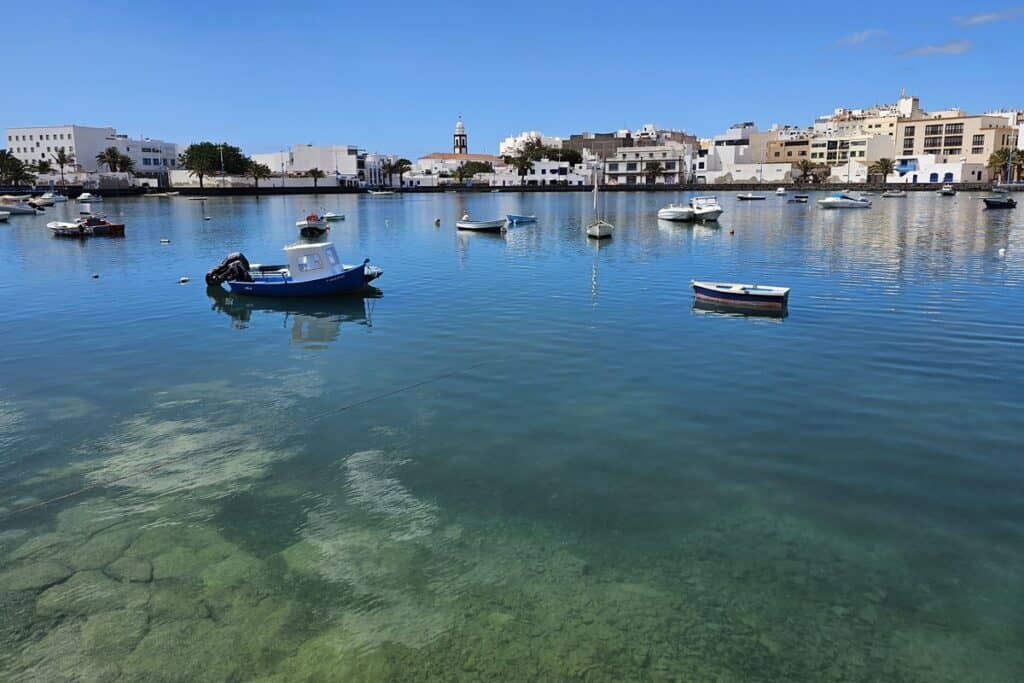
(3, 1, 1022, 158)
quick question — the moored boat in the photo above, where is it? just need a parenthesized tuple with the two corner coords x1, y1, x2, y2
(690, 196, 724, 221)
(881, 189, 907, 198)
(736, 192, 767, 201)
(506, 214, 537, 224)
(456, 214, 506, 232)
(297, 213, 329, 237)
(368, 190, 395, 196)
(691, 280, 790, 310)
(48, 215, 125, 237)
(32, 194, 55, 207)
(983, 196, 1017, 209)
(41, 191, 67, 203)
(0, 196, 43, 215)
(324, 212, 345, 222)
(0, 211, 9, 221)
(657, 204, 695, 221)
(788, 194, 809, 203)
(938, 184, 956, 196)
(205, 242, 382, 297)
(775, 187, 787, 196)
(76, 192, 102, 202)
(586, 174, 614, 239)
(818, 192, 871, 208)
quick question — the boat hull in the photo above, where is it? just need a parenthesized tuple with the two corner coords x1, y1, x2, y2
(228, 263, 377, 297)
(657, 207, 694, 221)
(691, 281, 789, 310)
(506, 214, 537, 224)
(457, 219, 506, 232)
(983, 198, 1016, 209)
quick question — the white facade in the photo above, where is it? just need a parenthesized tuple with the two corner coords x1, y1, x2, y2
(694, 124, 793, 183)
(5, 125, 180, 176)
(490, 158, 587, 187)
(808, 133, 895, 166)
(884, 155, 986, 184)
(252, 144, 360, 177)
(498, 131, 564, 156)
(604, 143, 695, 185)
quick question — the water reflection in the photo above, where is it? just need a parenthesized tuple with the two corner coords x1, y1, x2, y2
(206, 286, 379, 347)
(691, 298, 787, 321)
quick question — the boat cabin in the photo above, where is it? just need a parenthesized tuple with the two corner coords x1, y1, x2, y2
(277, 242, 345, 283)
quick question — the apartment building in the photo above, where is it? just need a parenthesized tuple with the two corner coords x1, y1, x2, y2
(5, 125, 180, 176)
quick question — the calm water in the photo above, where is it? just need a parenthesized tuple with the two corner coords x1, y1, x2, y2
(0, 190, 1022, 681)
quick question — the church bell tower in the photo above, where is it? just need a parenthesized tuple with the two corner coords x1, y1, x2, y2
(453, 117, 467, 154)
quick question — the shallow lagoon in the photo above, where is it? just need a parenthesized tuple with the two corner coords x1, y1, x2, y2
(1, 190, 1022, 680)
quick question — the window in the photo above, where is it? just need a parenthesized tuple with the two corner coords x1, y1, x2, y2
(972, 134, 984, 146)
(664, 161, 676, 170)
(297, 253, 323, 272)
(903, 138, 915, 149)
(626, 162, 637, 171)
(608, 163, 619, 171)
(774, 152, 780, 157)
(925, 124, 942, 135)
(944, 123, 963, 134)
(943, 136, 962, 147)
(143, 158, 151, 166)
(923, 137, 942, 148)
(972, 147, 984, 154)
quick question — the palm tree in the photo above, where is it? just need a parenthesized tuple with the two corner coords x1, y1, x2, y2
(394, 158, 412, 187)
(868, 158, 896, 184)
(9, 163, 37, 188)
(116, 154, 135, 173)
(246, 161, 272, 188)
(51, 149, 74, 189)
(510, 156, 534, 186)
(644, 161, 664, 184)
(33, 160, 53, 175)
(95, 147, 122, 173)
(308, 167, 325, 191)
(379, 160, 395, 187)
(988, 148, 1024, 183)
(796, 159, 815, 183)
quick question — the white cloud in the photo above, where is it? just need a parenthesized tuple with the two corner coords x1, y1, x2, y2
(837, 29, 887, 46)
(954, 7, 1024, 25)
(900, 40, 972, 57)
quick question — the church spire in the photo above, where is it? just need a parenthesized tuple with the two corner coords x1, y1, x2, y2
(453, 116, 467, 154)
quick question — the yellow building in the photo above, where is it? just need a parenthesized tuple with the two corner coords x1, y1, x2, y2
(896, 112, 1017, 179)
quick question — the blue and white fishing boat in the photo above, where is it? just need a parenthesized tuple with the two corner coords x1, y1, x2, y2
(818, 192, 871, 209)
(691, 280, 790, 310)
(506, 214, 537, 224)
(205, 242, 382, 297)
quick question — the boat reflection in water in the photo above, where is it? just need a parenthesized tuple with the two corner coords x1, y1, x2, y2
(691, 298, 787, 321)
(207, 286, 380, 347)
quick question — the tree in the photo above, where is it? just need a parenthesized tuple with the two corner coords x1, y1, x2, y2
(454, 160, 493, 183)
(988, 148, 1024, 183)
(868, 158, 895, 183)
(644, 161, 664, 184)
(51, 148, 75, 189)
(246, 161, 272, 188)
(34, 159, 53, 175)
(796, 159, 815, 183)
(116, 154, 135, 173)
(394, 158, 412, 186)
(96, 146, 122, 173)
(380, 160, 395, 187)
(509, 156, 534, 186)
(179, 143, 218, 188)
(308, 167, 325, 190)
(0, 150, 36, 187)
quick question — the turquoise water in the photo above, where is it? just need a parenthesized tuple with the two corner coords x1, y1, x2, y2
(0, 191, 1022, 681)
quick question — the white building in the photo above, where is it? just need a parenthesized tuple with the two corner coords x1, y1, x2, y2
(498, 131, 564, 156)
(694, 123, 794, 183)
(604, 143, 695, 185)
(883, 155, 986, 184)
(5, 125, 180, 177)
(808, 132, 895, 167)
(252, 144, 360, 179)
(490, 158, 588, 187)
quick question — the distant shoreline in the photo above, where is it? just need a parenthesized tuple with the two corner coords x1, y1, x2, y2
(5, 182, 1013, 199)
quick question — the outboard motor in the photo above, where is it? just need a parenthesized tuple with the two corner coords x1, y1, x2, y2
(205, 252, 252, 285)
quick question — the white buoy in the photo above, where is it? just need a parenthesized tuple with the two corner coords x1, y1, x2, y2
(998, 248, 1006, 257)
(179, 276, 190, 284)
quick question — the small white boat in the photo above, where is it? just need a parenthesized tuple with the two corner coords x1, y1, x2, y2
(690, 196, 724, 221)
(881, 190, 907, 198)
(818, 192, 871, 209)
(77, 192, 102, 202)
(657, 203, 695, 221)
(0, 197, 42, 215)
(456, 214, 505, 232)
(775, 187, 787, 196)
(586, 175, 613, 239)
(691, 280, 790, 310)
(788, 194, 809, 204)
(736, 192, 767, 201)
(0, 211, 9, 221)
(368, 190, 395, 196)
(324, 212, 345, 222)
(32, 194, 55, 207)
(938, 184, 956, 196)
